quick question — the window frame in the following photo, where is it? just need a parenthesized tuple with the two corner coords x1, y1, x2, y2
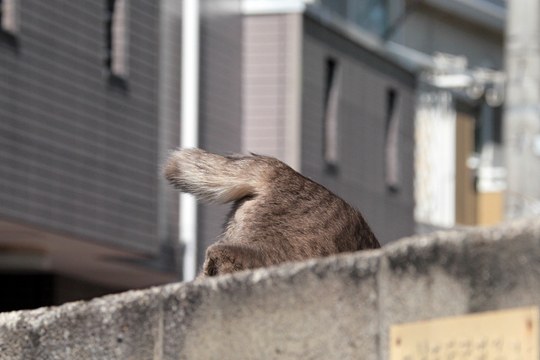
(323, 57, 341, 168)
(105, 0, 130, 87)
(384, 87, 401, 193)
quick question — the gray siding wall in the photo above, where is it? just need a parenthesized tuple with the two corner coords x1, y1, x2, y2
(243, 14, 287, 159)
(243, 13, 303, 169)
(158, 0, 182, 252)
(197, 0, 243, 267)
(0, 1, 160, 252)
(301, 15, 416, 244)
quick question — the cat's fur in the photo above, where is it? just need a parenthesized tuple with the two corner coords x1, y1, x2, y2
(164, 148, 380, 277)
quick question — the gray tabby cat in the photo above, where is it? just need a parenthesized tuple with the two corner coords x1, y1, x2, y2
(164, 148, 380, 277)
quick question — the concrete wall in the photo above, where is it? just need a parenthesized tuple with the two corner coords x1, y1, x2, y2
(2, 217, 539, 359)
(0, 0, 160, 253)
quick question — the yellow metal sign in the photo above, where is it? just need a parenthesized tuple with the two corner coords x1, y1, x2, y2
(390, 307, 539, 360)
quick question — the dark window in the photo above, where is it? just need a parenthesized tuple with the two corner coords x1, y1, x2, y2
(104, 0, 129, 81)
(1, 0, 19, 35)
(351, 0, 389, 36)
(385, 88, 400, 193)
(0, 0, 19, 48)
(0, 273, 54, 312)
(319, 0, 389, 37)
(485, 0, 506, 7)
(491, 105, 503, 145)
(475, 101, 503, 154)
(104, 0, 114, 70)
(323, 57, 341, 167)
(320, 0, 348, 18)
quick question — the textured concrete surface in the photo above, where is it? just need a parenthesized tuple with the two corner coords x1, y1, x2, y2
(1, 217, 540, 359)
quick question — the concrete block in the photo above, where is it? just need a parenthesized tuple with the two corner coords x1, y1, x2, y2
(0, 289, 162, 360)
(162, 252, 381, 360)
(459, 218, 540, 312)
(378, 230, 473, 359)
(0, 308, 49, 360)
(378, 217, 540, 359)
(2, 217, 540, 359)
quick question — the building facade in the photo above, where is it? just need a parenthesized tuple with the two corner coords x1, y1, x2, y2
(240, 3, 417, 246)
(306, 1, 508, 232)
(392, 0, 507, 229)
(0, 0, 246, 309)
(1, 0, 418, 307)
(300, 14, 416, 244)
(0, 0, 183, 310)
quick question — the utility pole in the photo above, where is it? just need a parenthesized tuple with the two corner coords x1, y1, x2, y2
(504, 1, 540, 218)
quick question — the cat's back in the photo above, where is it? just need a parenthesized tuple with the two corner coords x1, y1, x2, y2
(225, 157, 379, 257)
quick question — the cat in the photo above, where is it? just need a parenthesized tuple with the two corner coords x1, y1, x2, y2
(164, 148, 380, 277)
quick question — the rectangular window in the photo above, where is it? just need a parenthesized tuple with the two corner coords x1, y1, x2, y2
(1, 0, 19, 35)
(105, 0, 129, 78)
(323, 57, 341, 166)
(349, 0, 389, 37)
(385, 88, 401, 192)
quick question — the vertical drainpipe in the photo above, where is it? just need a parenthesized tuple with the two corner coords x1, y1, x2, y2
(284, 12, 303, 171)
(181, 0, 200, 281)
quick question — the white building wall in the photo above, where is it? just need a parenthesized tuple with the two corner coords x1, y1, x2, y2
(415, 91, 456, 228)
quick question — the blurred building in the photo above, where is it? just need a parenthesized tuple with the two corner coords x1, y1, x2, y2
(0, 0, 179, 310)
(129, 0, 420, 280)
(240, 1, 417, 250)
(0, 0, 419, 300)
(295, 1, 513, 232)
(397, 0, 507, 230)
(3, 0, 537, 312)
(370, 0, 507, 231)
(0, 0, 419, 308)
(0, 0, 248, 309)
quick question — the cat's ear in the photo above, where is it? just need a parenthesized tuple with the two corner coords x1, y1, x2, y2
(203, 244, 236, 276)
(203, 244, 234, 276)
(203, 256, 218, 276)
(203, 243, 265, 276)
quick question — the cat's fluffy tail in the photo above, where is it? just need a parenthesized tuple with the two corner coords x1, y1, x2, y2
(164, 148, 273, 203)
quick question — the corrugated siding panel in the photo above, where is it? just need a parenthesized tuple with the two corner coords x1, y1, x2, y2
(0, 1, 159, 252)
(242, 14, 288, 160)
